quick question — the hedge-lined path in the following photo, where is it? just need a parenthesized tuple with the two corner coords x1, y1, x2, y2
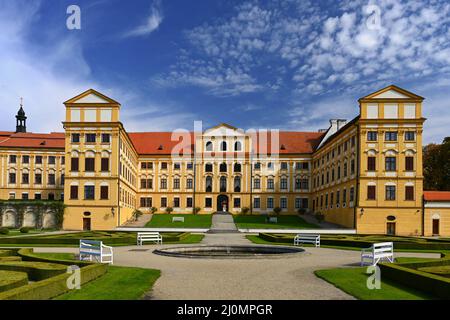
(31, 245, 439, 300)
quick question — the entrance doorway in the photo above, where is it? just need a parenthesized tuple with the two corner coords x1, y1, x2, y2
(432, 219, 440, 236)
(217, 195, 229, 212)
(386, 222, 396, 235)
(83, 217, 91, 231)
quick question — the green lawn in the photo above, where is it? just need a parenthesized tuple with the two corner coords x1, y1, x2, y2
(315, 267, 434, 300)
(55, 266, 161, 300)
(31, 252, 76, 260)
(234, 215, 319, 229)
(145, 214, 212, 228)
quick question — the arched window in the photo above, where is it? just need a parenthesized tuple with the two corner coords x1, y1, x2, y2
(220, 163, 227, 172)
(234, 163, 241, 172)
(234, 176, 241, 192)
(234, 141, 242, 151)
(220, 176, 227, 192)
(220, 141, 227, 151)
(205, 141, 213, 151)
(205, 176, 212, 192)
(205, 163, 213, 172)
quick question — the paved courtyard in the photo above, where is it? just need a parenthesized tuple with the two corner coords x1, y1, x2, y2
(32, 232, 440, 300)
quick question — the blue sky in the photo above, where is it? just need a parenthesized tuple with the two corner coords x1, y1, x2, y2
(1, 0, 450, 143)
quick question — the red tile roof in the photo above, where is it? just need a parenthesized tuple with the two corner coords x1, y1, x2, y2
(128, 131, 324, 155)
(424, 191, 450, 201)
(0, 132, 65, 149)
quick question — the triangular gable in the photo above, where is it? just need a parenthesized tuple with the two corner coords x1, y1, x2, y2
(359, 85, 424, 102)
(203, 123, 245, 136)
(64, 89, 120, 105)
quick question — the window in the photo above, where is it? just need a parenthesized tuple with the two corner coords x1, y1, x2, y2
(220, 141, 227, 151)
(206, 176, 213, 192)
(350, 159, 355, 175)
(405, 131, 415, 141)
(48, 193, 55, 201)
(267, 198, 274, 209)
(85, 158, 95, 172)
(280, 178, 288, 190)
(186, 197, 193, 208)
(385, 132, 398, 141)
(295, 178, 301, 190)
(205, 198, 212, 208)
(301, 178, 309, 190)
(350, 187, 355, 202)
(61, 157, 65, 165)
(367, 131, 377, 141)
(205, 141, 213, 151)
(280, 198, 287, 209)
(160, 162, 168, 170)
(186, 178, 193, 189)
(336, 191, 340, 205)
(337, 166, 341, 179)
(173, 197, 180, 208)
(70, 186, 78, 199)
(267, 178, 274, 189)
(141, 162, 147, 169)
(233, 198, 241, 208)
(385, 186, 396, 200)
(174, 163, 181, 170)
(405, 156, 414, 171)
(405, 186, 414, 200)
(22, 155, 29, 164)
(61, 174, 65, 185)
(186, 162, 193, 170)
(35, 173, 42, 184)
(85, 134, 96, 143)
(101, 134, 111, 143)
(48, 156, 56, 165)
(253, 198, 260, 209)
(234, 176, 241, 192)
(34, 193, 41, 200)
(367, 185, 376, 200)
(254, 162, 261, 170)
(267, 162, 274, 170)
(205, 164, 213, 172)
(281, 162, 288, 170)
(234, 141, 242, 151)
(254, 178, 261, 189)
(161, 197, 167, 207)
(22, 193, 28, 200)
(295, 198, 302, 209)
(71, 133, 80, 143)
(295, 162, 301, 170)
(302, 162, 309, 170)
(71, 157, 79, 172)
(220, 163, 227, 172)
(140, 197, 152, 208)
(101, 158, 109, 172)
(9, 155, 16, 164)
(160, 178, 167, 189)
(141, 178, 152, 189)
(22, 172, 29, 184)
(35, 156, 42, 164)
(343, 162, 348, 177)
(84, 186, 95, 200)
(173, 178, 180, 189)
(100, 186, 109, 200)
(234, 163, 241, 172)
(48, 173, 55, 185)
(385, 157, 396, 171)
(367, 157, 376, 171)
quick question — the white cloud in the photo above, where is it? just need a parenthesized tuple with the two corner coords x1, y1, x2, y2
(122, 0, 163, 38)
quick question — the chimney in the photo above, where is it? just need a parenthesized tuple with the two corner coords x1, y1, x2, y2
(337, 119, 347, 130)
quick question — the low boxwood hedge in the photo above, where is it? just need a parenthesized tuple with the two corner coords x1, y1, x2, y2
(0, 270, 28, 292)
(0, 256, 22, 262)
(418, 266, 450, 278)
(0, 263, 107, 300)
(0, 261, 67, 281)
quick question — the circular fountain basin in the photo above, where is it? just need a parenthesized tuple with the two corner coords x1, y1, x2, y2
(153, 245, 305, 259)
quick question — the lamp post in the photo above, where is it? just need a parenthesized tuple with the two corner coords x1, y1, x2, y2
(360, 208, 364, 216)
(111, 207, 115, 217)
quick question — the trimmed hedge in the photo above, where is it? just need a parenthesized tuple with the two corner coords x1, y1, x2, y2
(418, 266, 450, 278)
(0, 261, 67, 281)
(17, 248, 92, 268)
(0, 250, 15, 257)
(0, 263, 107, 300)
(0, 256, 22, 262)
(0, 270, 28, 292)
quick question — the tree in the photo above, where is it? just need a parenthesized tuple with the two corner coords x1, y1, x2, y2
(165, 207, 174, 214)
(423, 137, 450, 190)
(273, 207, 282, 216)
(150, 207, 157, 214)
(241, 207, 250, 215)
(193, 207, 201, 215)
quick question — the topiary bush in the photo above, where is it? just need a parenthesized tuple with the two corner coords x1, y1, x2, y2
(19, 227, 31, 234)
(0, 228, 9, 235)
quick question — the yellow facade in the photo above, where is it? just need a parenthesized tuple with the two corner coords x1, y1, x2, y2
(1, 85, 450, 236)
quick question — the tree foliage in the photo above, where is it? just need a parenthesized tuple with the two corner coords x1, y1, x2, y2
(423, 137, 450, 191)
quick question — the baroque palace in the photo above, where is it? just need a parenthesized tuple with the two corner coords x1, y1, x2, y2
(0, 85, 449, 236)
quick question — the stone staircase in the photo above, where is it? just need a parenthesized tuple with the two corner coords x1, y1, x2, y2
(207, 212, 239, 233)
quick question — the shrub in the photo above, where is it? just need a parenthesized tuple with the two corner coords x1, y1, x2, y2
(193, 207, 201, 215)
(150, 207, 158, 214)
(273, 207, 282, 216)
(132, 210, 143, 221)
(0, 228, 9, 235)
(241, 207, 250, 215)
(19, 227, 31, 234)
(165, 207, 174, 214)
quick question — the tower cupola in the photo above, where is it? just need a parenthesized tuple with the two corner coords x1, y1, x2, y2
(15, 98, 27, 133)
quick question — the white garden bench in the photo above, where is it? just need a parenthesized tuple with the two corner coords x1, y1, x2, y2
(268, 217, 278, 223)
(137, 232, 163, 245)
(79, 240, 113, 264)
(361, 242, 394, 266)
(172, 217, 185, 223)
(293, 234, 320, 247)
